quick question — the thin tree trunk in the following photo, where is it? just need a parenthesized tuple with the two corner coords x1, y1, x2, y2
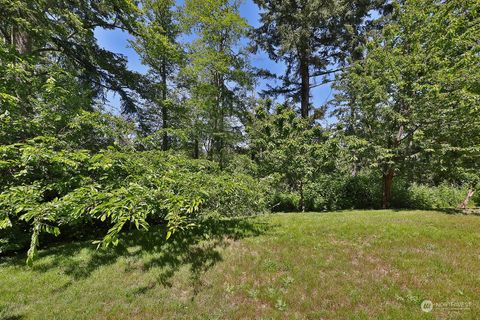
(382, 168, 395, 209)
(207, 136, 214, 160)
(299, 180, 305, 212)
(161, 63, 169, 151)
(193, 138, 199, 159)
(299, 55, 310, 119)
(459, 189, 475, 210)
(218, 74, 225, 169)
(382, 125, 404, 208)
(351, 162, 358, 177)
(348, 97, 357, 177)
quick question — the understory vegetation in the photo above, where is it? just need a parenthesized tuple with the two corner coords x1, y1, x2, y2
(1, 0, 479, 268)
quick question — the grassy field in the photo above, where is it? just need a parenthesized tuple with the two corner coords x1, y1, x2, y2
(1, 210, 479, 319)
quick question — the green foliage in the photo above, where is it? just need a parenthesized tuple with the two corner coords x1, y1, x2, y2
(270, 172, 472, 212)
(180, 0, 253, 164)
(130, 0, 185, 150)
(270, 191, 301, 212)
(253, 0, 384, 116)
(248, 102, 331, 211)
(473, 192, 480, 207)
(333, 0, 480, 207)
(303, 173, 383, 211)
(2, 0, 480, 267)
(391, 183, 471, 210)
(0, 138, 267, 262)
(0, 0, 147, 121)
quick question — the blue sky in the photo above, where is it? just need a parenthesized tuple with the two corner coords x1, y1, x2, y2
(94, 0, 334, 119)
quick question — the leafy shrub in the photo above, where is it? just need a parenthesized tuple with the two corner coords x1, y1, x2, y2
(270, 191, 301, 212)
(267, 172, 382, 212)
(392, 183, 469, 209)
(266, 169, 471, 212)
(304, 175, 469, 211)
(303, 177, 345, 211)
(198, 173, 268, 216)
(224, 154, 259, 176)
(0, 137, 267, 263)
(303, 173, 382, 211)
(472, 192, 479, 207)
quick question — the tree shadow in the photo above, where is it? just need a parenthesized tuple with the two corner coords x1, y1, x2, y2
(0, 315, 24, 320)
(418, 207, 479, 215)
(0, 304, 25, 320)
(435, 208, 468, 215)
(390, 207, 480, 216)
(2, 217, 273, 297)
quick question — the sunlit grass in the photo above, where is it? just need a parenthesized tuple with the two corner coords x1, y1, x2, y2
(1, 210, 479, 319)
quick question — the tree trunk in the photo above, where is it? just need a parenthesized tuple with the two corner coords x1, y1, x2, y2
(351, 161, 358, 177)
(381, 124, 404, 209)
(218, 84, 225, 169)
(382, 168, 395, 209)
(161, 63, 169, 151)
(459, 189, 475, 210)
(299, 55, 310, 119)
(193, 138, 199, 159)
(13, 28, 31, 55)
(299, 180, 305, 212)
(348, 98, 357, 177)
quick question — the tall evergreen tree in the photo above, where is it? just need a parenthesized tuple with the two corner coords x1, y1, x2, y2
(253, 0, 385, 118)
(0, 0, 147, 144)
(181, 0, 253, 166)
(131, 0, 184, 150)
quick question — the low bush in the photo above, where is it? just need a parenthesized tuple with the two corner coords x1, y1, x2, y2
(0, 137, 268, 263)
(392, 183, 469, 210)
(303, 174, 383, 211)
(270, 191, 301, 212)
(307, 176, 471, 212)
(268, 172, 471, 212)
(267, 173, 382, 212)
(473, 192, 480, 207)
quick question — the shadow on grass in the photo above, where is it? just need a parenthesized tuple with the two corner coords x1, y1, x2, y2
(0, 315, 24, 320)
(0, 303, 25, 320)
(396, 207, 480, 216)
(3, 217, 272, 298)
(439, 207, 480, 215)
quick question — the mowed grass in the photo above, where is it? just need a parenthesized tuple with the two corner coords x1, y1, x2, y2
(1, 210, 480, 319)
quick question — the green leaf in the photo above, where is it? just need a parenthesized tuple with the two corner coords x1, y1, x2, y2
(0, 217, 12, 229)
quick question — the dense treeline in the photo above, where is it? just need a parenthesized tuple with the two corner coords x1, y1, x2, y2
(1, 0, 479, 262)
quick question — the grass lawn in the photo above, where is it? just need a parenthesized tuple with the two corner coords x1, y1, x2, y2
(1, 210, 479, 319)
